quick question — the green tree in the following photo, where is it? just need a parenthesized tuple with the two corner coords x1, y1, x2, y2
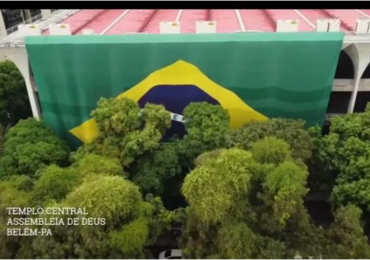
(29, 175, 146, 258)
(29, 175, 176, 259)
(143, 102, 231, 203)
(181, 102, 230, 164)
(228, 118, 314, 162)
(74, 100, 233, 200)
(323, 205, 370, 259)
(0, 176, 34, 258)
(181, 138, 322, 259)
(180, 149, 256, 258)
(0, 61, 32, 128)
(74, 98, 171, 168)
(32, 154, 128, 207)
(216, 222, 288, 259)
(331, 179, 370, 211)
(262, 161, 309, 227)
(32, 165, 80, 205)
(182, 149, 253, 225)
(251, 136, 292, 165)
(134, 140, 182, 196)
(307, 125, 338, 193)
(0, 119, 69, 179)
(73, 153, 126, 178)
(313, 105, 370, 211)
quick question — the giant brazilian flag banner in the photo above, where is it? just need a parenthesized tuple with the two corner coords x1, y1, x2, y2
(25, 32, 344, 148)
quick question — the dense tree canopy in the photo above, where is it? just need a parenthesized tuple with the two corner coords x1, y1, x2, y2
(1, 94, 370, 259)
(182, 149, 253, 225)
(10, 174, 177, 259)
(73, 153, 126, 178)
(0, 119, 70, 179)
(180, 102, 230, 163)
(0, 175, 34, 258)
(73, 98, 171, 168)
(0, 61, 32, 127)
(31, 165, 80, 205)
(228, 118, 314, 162)
(181, 135, 370, 259)
(134, 140, 182, 196)
(181, 139, 317, 259)
(251, 136, 292, 165)
(323, 205, 370, 259)
(29, 175, 148, 258)
(312, 104, 370, 212)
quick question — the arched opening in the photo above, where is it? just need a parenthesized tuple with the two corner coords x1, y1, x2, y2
(354, 59, 370, 113)
(334, 50, 355, 79)
(354, 92, 370, 112)
(326, 92, 351, 114)
(325, 51, 355, 129)
(326, 51, 355, 115)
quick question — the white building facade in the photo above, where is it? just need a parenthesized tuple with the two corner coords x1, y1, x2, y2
(0, 9, 57, 38)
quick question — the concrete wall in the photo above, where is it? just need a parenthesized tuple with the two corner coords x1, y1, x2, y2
(41, 10, 52, 19)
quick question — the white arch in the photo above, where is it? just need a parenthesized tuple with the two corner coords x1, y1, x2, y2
(343, 43, 370, 113)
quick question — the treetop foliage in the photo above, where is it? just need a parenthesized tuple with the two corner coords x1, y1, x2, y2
(323, 205, 370, 259)
(73, 153, 126, 178)
(134, 141, 182, 195)
(21, 175, 177, 259)
(0, 118, 69, 179)
(182, 148, 253, 224)
(251, 136, 292, 165)
(75, 97, 172, 168)
(1, 94, 370, 259)
(0, 175, 34, 258)
(92, 97, 142, 137)
(312, 105, 370, 212)
(0, 61, 32, 128)
(32, 165, 80, 205)
(181, 102, 230, 161)
(64, 175, 142, 226)
(228, 118, 314, 162)
(181, 137, 318, 259)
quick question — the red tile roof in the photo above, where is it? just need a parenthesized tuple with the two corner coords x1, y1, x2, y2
(46, 9, 370, 35)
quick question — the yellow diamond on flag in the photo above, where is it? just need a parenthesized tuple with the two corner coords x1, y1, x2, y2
(70, 60, 268, 144)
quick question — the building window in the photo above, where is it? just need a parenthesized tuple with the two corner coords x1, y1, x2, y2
(28, 9, 41, 23)
(29, 9, 41, 17)
(2, 9, 23, 31)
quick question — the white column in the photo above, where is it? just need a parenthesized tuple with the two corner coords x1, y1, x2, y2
(41, 10, 52, 19)
(344, 43, 370, 113)
(175, 10, 183, 22)
(100, 10, 130, 35)
(20, 10, 25, 23)
(0, 12, 7, 38)
(235, 10, 246, 32)
(3, 47, 41, 120)
(23, 10, 32, 21)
